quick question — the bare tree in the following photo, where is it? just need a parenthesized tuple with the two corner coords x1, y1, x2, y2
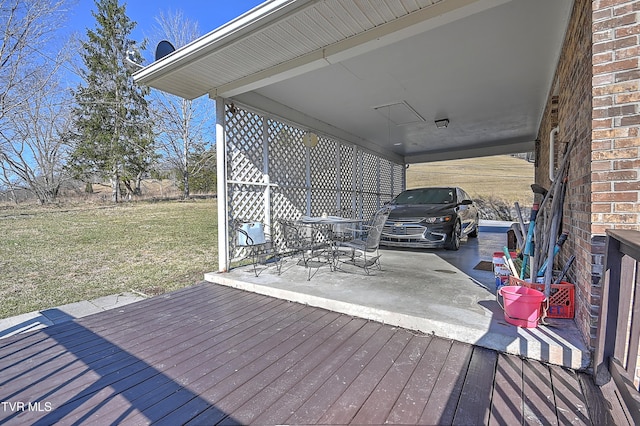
(0, 72, 72, 203)
(148, 10, 215, 199)
(0, 0, 71, 121)
(0, 0, 74, 203)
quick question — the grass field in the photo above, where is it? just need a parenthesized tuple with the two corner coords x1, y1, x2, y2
(0, 200, 217, 319)
(406, 154, 535, 207)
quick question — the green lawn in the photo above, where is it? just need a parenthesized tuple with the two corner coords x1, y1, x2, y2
(0, 199, 218, 319)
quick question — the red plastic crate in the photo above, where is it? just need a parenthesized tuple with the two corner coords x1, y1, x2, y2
(507, 276, 575, 319)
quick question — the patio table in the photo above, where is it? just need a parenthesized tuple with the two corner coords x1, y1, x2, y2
(298, 215, 362, 225)
(297, 216, 364, 271)
(298, 215, 363, 243)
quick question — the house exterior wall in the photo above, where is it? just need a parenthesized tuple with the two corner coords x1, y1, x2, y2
(537, 0, 640, 353)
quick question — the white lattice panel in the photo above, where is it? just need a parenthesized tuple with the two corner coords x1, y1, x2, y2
(362, 152, 379, 193)
(380, 161, 393, 195)
(310, 137, 338, 190)
(228, 183, 267, 259)
(340, 144, 355, 190)
(268, 120, 306, 188)
(310, 189, 337, 216)
(393, 163, 405, 195)
(362, 193, 381, 221)
(224, 101, 404, 267)
(226, 107, 265, 184)
(272, 186, 306, 217)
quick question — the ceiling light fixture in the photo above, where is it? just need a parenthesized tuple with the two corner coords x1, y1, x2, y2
(302, 132, 318, 148)
(435, 118, 450, 128)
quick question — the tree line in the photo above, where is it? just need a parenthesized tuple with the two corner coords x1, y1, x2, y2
(0, 0, 216, 204)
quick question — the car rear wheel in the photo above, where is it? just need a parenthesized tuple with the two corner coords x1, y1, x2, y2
(445, 221, 461, 250)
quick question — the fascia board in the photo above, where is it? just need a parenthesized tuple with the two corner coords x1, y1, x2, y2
(133, 0, 316, 86)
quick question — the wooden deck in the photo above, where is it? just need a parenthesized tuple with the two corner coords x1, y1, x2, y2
(0, 282, 614, 425)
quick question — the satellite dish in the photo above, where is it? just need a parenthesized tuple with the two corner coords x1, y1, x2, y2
(155, 40, 176, 61)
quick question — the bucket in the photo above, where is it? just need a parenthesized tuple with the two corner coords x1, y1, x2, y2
(492, 252, 505, 266)
(498, 286, 546, 328)
(493, 251, 516, 276)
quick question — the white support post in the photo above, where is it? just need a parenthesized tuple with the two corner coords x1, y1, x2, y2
(402, 163, 407, 191)
(354, 148, 362, 220)
(376, 156, 381, 210)
(336, 142, 342, 209)
(215, 97, 230, 272)
(391, 161, 397, 198)
(305, 145, 312, 215)
(262, 118, 271, 233)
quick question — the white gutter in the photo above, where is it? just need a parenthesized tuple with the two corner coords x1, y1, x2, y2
(133, 0, 315, 86)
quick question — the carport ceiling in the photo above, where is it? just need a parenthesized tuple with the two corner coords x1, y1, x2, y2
(135, 0, 574, 164)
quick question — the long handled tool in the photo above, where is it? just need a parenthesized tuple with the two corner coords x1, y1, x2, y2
(520, 203, 539, 279)
(503, 247, 519, 279)
(514, 202, 527, 251)
(554, 254, 575, 284)
(537, 232, 568, 277)
(543, 176, 568, 296)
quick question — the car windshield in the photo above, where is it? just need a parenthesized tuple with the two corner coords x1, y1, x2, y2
(392, 188, 455, 205)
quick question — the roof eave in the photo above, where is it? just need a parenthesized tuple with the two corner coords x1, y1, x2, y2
(133, 0, 315, 97)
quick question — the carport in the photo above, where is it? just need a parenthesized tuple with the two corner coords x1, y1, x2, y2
(134, 0, 574, 272)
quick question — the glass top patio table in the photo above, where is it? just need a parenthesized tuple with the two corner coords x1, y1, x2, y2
(297, 216, 363, 251)
(298, 215, 362, 225)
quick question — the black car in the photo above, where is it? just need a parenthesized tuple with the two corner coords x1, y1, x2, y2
(380, 187, 479, 250)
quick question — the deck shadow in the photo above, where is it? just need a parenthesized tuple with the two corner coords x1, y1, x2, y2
(0, 299, 236, 424)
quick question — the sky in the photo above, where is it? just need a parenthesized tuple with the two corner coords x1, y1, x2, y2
(65, 0, 265, 55)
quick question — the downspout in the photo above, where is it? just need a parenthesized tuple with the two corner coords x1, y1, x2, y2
(549, 126, 559, 182)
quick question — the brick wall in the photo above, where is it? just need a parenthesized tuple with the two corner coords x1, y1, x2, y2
(537, 0, 640, 352)
(592, 0, 640, 381)
(592, 0, 640, 234)
(537, 0, 595, 348)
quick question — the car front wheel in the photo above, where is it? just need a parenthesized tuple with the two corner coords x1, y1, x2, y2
(445, 221, 461, 250)
(468, 217, 479, 238)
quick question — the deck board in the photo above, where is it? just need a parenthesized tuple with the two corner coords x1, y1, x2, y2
(490, 353, 525, 425)
(453, 345, 497, 425)
(0, 282, 606, 425)
(385, 334, 443, 424)
(248, 318, 374, 425)
(315, 329, 411, 425)
(549, 364, 590, 425)
(419, 340, 473, 425)
(350, 334, 429, 424)
(523, 358, 558, 425)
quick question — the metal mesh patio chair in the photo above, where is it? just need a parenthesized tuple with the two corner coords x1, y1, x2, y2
(278, 219, 331, 280)
(334, 209, 390, 275)
(331, 208, 356, 242)
(234, 220, 281, 276)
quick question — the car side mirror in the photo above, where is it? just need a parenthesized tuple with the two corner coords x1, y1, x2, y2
(460, 199, 473, 205)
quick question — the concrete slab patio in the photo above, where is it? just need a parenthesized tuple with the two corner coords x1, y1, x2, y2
(205, 227, 590, 370)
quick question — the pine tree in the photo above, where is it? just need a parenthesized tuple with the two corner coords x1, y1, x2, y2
(68, 0, 153, 202)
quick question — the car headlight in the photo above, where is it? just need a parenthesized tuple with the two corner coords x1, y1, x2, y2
(423, 215, 453, 224)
